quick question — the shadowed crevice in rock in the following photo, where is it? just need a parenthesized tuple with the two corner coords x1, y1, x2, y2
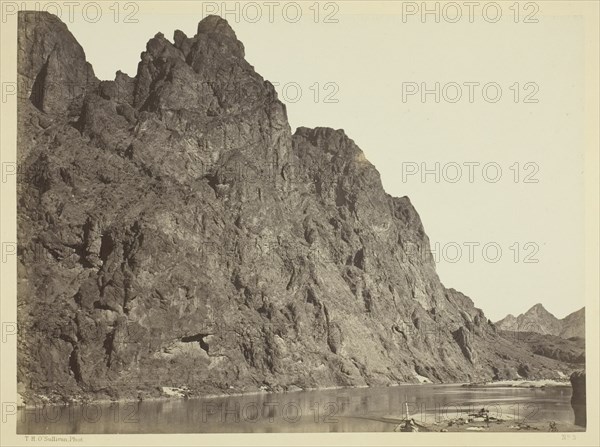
(68, 347, 83, 384)
(29, 55, 49, 110)
(181, 334, 211, 354)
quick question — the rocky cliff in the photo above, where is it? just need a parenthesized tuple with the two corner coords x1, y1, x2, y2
(17, 12, 574, 403)
(560, 308, 586, 339)
(496, 305, 585, 339)
(498, 331, 585, 364)
(570, 371, 586, 427)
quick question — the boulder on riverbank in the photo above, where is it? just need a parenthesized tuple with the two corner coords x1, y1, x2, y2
(570, 370, 586, 427)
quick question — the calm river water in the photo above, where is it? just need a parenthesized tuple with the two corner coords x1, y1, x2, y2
(17, 384, 575, 434)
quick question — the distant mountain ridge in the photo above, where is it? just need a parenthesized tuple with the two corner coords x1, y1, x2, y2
(496, 304, 585, 339)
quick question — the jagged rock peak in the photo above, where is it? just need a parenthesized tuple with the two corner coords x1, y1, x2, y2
(197, 14, 238, 39)
(529, 303, 548, 312)
(194, 15, 245, 57)
(18, 10, 92, 76)
(173, 29, 188, 47)
(18, 11, 97, 114)
(20, 9, 64, 26)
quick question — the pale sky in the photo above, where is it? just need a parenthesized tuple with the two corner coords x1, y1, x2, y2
(56, 2, 585, 321)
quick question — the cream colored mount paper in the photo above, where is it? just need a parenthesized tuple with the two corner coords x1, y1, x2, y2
(0, 1, 598, 446)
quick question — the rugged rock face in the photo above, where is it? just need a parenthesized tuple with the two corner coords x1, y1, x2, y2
(570, 371, 586, 427)
(499, 331, 585, 364)
(496, 305, 585, 339)
(17, 12, 575, 403)
(560, 308, 586, 339)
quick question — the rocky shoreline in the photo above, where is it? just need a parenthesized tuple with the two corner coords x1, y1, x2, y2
(18, 378, 575, 408)
(17, 382, 423, 408)
(462, 378, 572, 388)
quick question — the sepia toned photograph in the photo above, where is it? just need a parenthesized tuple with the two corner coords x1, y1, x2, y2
(0, 1, 598, 445)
